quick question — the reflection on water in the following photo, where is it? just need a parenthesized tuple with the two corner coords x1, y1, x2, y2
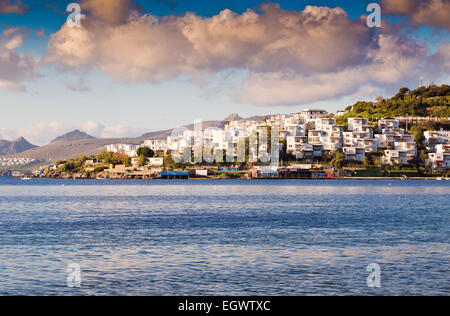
(0, 179, 449, 295)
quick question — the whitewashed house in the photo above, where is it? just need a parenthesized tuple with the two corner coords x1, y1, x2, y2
(144, 140, 168, 152)
(342, 147, 365, 162)
(382, 150, 408, 165)
(379, 119, 400, 133)
(394, 142, 417, 161)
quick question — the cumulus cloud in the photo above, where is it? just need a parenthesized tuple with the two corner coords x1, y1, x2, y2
(412, 0, 450, 29)
(47, 4, 373, 80)
(45, 1, 446, 106)
(237, 34, 427, 106)
(81, 0, 143, 25)
(382, 0, 450, 29)
(0, 0, 28, 14)
(381, 0, 419, 14)
(0, 27, 39, 91)
(429, 42, 450, 73)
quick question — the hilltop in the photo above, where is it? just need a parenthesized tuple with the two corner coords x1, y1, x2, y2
(3, 137, 145, 161)
(0, 137, 37, 155)
(339, 85, 450, 122)
(51, 130, 96, 143)
(5, 113, 268, 162)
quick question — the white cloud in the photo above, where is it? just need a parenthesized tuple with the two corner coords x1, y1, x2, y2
(382, 0, 450, 30)
(46, 4, 373, 81)
(0, 0, 28, 14)
(0, 28, 39, 91)
(45, 1, 446, 107)
(236, 34, 426, 106)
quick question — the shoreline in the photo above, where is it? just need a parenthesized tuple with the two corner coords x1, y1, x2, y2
(5, 176, 448, 181)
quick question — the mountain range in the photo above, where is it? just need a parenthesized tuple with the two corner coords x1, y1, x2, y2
(51, 130, 96, 143)
(0, 113, 267, 162)
(0, 137, 37, 156)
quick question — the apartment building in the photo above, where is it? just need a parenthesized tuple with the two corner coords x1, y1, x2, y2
(106, 144, 138, 157)
(143, 139, 168, 152)
(348, 118, 369, 132)
(394, 141, 417, 161)
(424, 130, 450, 148)
(299, 109, 328, 123)
(342, 147, 365, 162)
(379, 119, 400, 133)
(426, 144, 450, 170)
(382, 150, 408, 165)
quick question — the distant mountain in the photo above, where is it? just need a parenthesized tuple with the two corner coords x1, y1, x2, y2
(224, 113, 243, 121)
(8, 113, 269, 162)
(4, 137, 145, 161)
(141, 129, 174, 140)
(51, 130, 95, 143)
(140, 113, 261, 139)
(0, 137, 38, 156)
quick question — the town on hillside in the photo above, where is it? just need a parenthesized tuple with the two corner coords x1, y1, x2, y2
(33, 108, 450, 180)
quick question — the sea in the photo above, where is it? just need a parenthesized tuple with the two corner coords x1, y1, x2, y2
(0, 177, 448, 295)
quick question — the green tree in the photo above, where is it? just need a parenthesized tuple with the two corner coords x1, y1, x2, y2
(137, 147, 154, 158)
(137, 155, 147, 167)
(363, 156, 371, 168)
(419, 150, 428, 163)
(124, 157, 132, 167)
(331, 152, 345, 170)
(410, 126, 425, 147)
(97, 152, 114, 164)
(112, 152, 128, 164)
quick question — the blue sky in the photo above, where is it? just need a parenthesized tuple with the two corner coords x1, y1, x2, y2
(0, 0, 448, 144)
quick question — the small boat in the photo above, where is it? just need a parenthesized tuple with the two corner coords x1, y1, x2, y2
(436, 177, 443, 181)
(96, 176, 105, 180)
(20, 177, 32, 180)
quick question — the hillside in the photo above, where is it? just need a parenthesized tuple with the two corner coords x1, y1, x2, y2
(141, 114, 267, 139)
(51, 130, 95, 143)
(2, 113, 268, 161)
(0, 137, 37, 155)
(339, 85, 450, 122)
(3, 137, 144, 161)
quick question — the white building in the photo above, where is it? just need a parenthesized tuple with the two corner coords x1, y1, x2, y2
(394, 142, 417, 161)
(299, 109, 328, 123)
(382, 150, 408, 165)
(144, 140, 168, 152)
(348, 118, 369, 132)
(426, 144, 450, 170)
(379, 119, 400, 133)
(286, 136, 308, 158)
(424, 130, 450, 148)
(342, 147, 365, 162)
(106, 144, 138, 157)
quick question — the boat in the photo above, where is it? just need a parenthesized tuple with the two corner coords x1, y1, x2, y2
(96, 176, 105, 180)
(436, 177, 443, 181)
(20, 177, 32, 180)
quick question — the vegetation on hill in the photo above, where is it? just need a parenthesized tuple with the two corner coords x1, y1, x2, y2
(337, 84, 450, 124)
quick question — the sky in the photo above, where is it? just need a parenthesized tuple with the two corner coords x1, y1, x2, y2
(0, 0, 449, 145)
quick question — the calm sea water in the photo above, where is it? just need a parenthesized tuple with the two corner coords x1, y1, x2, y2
(0, 177, 448, 296)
